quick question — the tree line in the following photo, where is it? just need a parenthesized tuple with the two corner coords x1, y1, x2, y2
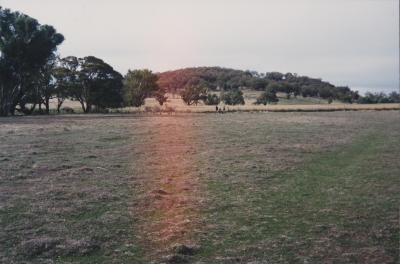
(356, 92, 400, 104)
(1, 7, 398, 116)
(0, 7, 167, 116)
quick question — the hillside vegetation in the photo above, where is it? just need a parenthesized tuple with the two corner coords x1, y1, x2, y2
(157, 67, 360, 103)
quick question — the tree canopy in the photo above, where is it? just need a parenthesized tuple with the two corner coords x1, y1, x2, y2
(255, 88, 279, 105)
(54, 56, 124, 113)
(78, 56, 124, 112)
(0, 7, 64, 116)
(180, 85, 207, 106)
(123, 69, 160, 107)
(221, 89, 245, 105)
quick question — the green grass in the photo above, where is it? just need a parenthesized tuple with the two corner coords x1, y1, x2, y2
(196, 131, 399, 263)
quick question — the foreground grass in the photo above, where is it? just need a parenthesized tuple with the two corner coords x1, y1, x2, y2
(0, 117, 146, 263)
(0, 111, 399, 263)
(196, 131, 399, 263)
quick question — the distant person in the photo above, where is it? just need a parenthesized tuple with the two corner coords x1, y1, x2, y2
(223, 106, 226, 112)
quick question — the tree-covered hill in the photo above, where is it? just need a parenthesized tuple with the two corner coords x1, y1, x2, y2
(157, 67, 253, 93)
(157, 67, 360, 103)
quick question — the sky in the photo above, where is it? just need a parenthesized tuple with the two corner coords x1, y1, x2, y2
(1, 0, 399, 93)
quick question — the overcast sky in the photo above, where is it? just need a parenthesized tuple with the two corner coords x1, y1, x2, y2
(1, 0, 399, 93)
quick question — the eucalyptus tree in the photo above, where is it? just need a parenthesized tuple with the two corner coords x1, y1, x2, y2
(123, 69, 160, 107)
(180, 85, 207, 106)
(221, 89, 245, 105)
(255, 88, 279, 105)
(154, 89, 168, 106)
(76, 56, 124, 112)
(53, 56, 80, 112)
(37, 56, 58, 114)
(0, 7, 64, 116)
(53, 56, 124, 113)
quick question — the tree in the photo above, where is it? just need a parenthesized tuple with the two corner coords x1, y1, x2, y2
(154, 89, 168, 106)
(123, 69, 159, 107)
(388, 91, 400, 103)
(291, 83, 301, 98)
(55, 56, 124, 113)
(265, 72, 284, 81)
(265, 81, 282, 93)
(255, 89, 279, 105)
(53, 56, 80, 112)
(358, 92, 400, 104)
(334, 86, 358, 103)
(318, 86, 334, 101)
(180, 85, 207, 106)
(221, 89, 245, 105)
(37, 57, 57, 114)
(0, 59, 17, 116)
(281, 82, 295, 99)
(203, 94, 220, 105)
(301, 85, 319, 97)
(249, 78, 268, 91)
(77, 56, 123, 112)
(0, 7, 64, 116)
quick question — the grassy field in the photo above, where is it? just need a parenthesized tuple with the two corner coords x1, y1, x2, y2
(51, 93, 400, 114)
(0, 111, 399, 263)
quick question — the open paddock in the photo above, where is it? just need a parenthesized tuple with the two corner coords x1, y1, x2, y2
(0, 111, 399, 263)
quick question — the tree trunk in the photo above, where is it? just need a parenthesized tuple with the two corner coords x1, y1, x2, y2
(10, 102, 17, 116)
(57, 98, 64, 113)
(79, 100, 86, 113)
(0, 96, 11, 117)
(0, 103, 10, 117)
(85, 104, 92, 113)
(19, 102, 37, 115)
(45, 98, 50, 114)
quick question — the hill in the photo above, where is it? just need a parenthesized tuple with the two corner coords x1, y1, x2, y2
(157, 67, 359, 103)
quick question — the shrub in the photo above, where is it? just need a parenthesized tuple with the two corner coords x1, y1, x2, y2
(255, 89, 279, 105)
(180, 85, 207, 105)
(221, 90, 245, 105)
(154, 90, 168, 106)
(204, 94, 220, 105)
